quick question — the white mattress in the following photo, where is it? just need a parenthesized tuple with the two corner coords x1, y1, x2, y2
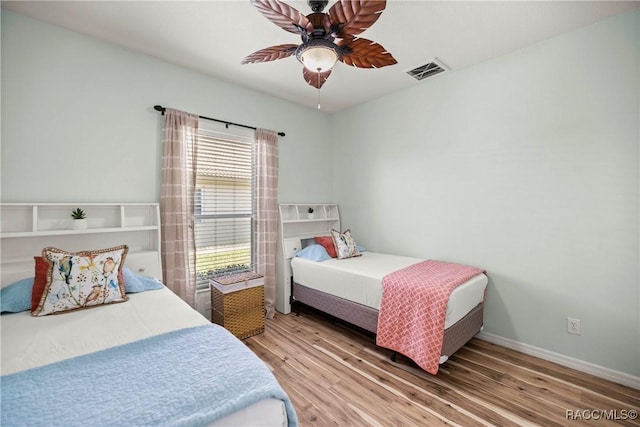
(291, 252, 487, 329)
(0, 287, 287, 427)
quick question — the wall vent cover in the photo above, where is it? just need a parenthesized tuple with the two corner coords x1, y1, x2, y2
(406, 59, 448, 81)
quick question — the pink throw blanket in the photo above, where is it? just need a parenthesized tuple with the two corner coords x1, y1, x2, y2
(376, 260, 485, 374)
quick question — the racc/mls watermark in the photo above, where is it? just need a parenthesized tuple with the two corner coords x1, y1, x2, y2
(566, 409, 638, 421)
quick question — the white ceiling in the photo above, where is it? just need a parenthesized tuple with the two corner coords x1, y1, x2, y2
(3, 0, 638, 112)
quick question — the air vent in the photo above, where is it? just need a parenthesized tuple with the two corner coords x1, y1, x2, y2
(406, 59, 448, 81)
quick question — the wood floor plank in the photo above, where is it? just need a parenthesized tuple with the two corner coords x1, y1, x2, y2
(359, 346, 509, 422)
(466, 339, 640, 405)
(244, 309, 640, 427)
(451, 350, 588, 412)
(318, 338, 494, 427)
(315, 343, 466, 426)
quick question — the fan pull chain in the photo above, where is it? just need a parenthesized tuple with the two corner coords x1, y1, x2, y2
(317, 72, 322, 109)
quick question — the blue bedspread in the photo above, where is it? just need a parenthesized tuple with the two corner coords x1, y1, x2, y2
(1, 324, 297, 427)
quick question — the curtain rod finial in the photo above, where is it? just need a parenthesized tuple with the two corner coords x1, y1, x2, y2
(153, 105, 165, 115)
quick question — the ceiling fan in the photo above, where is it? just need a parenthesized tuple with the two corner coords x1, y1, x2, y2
(242, 0, 397, 89)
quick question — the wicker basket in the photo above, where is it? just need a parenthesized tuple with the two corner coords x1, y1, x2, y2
(210, 276, 264, 340)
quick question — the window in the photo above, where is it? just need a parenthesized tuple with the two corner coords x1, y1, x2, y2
(194, 123, 255, 290)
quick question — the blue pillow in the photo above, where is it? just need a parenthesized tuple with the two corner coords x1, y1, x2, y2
(357, 244, 366, 252)
(295, 244, 331, 262)
(1, 277, 33, 313)
(123, 267, 164, 293)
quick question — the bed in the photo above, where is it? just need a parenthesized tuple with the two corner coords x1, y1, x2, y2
(0, 209, 297, 427)
(288, 235, 487, 374)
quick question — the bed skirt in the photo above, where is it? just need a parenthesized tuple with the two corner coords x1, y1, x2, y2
(292, 281, 484, 359)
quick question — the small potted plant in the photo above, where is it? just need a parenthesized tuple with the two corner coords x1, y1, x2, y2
(70, 208, 88, 230)
(307, 207, 315, 219)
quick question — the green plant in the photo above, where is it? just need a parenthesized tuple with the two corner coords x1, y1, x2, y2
(70, 208, 86, 220)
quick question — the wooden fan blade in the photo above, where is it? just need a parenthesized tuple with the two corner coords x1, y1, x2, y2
(242, 44, 298, 64)
(250, 0, 314, 35)
(328, 0, 387, 38)
(338, 37, 397, 68)
(302, 67, 332, 89)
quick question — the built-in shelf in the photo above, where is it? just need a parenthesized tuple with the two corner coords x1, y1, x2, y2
(0, 225, 158, 239)
(279, 204, 339, 222)
(1, 203, 159, 234)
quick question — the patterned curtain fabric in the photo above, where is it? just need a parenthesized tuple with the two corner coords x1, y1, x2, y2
(160, 109, 198, 307)
(255, 129, 279, 319)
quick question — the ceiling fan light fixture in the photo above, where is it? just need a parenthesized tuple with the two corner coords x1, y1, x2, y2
(296, 39, 339, 73)
(244, 0, 396, 90)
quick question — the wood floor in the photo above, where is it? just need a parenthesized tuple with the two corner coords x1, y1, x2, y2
(245, 307, 640, 427)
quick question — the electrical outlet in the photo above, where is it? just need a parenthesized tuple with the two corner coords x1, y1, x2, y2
(567, 317, 581, 335)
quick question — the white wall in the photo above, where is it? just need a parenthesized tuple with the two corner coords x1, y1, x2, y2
(1, 10, 333, 205)
(332, 9, 639, 377)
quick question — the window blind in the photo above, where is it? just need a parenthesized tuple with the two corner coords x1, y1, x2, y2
(194, 124, 255, 290)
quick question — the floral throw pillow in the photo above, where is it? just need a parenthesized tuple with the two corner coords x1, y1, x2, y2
(32, 245, 129, 316)
(330, 229, 361, 260)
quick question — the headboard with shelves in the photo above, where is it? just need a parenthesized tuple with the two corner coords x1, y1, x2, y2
(0, 203, 162, 287)
(275, 203, 339, 314)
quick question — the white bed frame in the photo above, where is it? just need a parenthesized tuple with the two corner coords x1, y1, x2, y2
(276, 203, 340, 313)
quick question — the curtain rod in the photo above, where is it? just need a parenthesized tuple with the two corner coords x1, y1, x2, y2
(153, 105, 285, 137)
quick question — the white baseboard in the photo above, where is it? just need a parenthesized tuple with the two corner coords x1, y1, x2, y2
(476, 332, 639, 390)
